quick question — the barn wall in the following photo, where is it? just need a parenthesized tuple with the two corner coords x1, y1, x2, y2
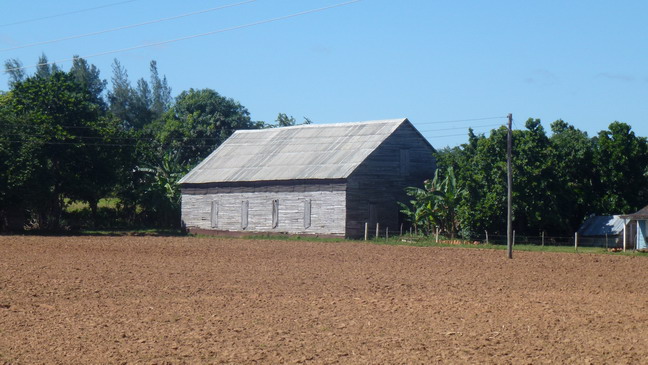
(181, 182, 346, 235)
(346, 121, 436, 238)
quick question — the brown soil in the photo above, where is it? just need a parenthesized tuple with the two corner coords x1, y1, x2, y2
(1, 236, 648, 364)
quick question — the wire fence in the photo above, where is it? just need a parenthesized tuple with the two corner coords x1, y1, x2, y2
(363, 223, 626, 249)
(475, 233, 622, 249)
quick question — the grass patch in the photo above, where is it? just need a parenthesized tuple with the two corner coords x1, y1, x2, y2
(216, 232, 648, 256)
(7, 228, 186, 237)
(370, 235, 648, 256)
(65, 198, 120, 212)
(243, 233, 348, 243)
(77, 228, 186, 236)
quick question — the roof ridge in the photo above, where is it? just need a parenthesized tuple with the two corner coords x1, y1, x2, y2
(235, 118, 407, 133)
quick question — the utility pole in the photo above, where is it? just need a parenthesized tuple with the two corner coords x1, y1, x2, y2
(507, 113, 513, 259)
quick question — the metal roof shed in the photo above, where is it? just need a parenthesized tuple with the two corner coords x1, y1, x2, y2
(577, 215, 626, 248)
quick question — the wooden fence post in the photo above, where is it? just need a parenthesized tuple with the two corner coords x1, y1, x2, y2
(542, 231, 545, 247)
(435, 227, 439, 243)
(485, 230, 489, 245)
(376, 223, 379, 239)
(605, 233, 608, 249)
(575, 232, 578, 251)
(400, 223, 403, 236)
(386, 227, 389, 241)
(364, 222, 368, 241)
(513, 230, 516, 246)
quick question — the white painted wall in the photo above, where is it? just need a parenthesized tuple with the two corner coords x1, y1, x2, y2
(182, 190, 346, 235)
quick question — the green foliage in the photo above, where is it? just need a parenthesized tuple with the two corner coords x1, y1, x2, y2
(593, 121, 648, 214)
(5, 54, 646, 236)
(274, 113, 312, 127)
(149, 60, 172, 119)
(3, 59, 25, 86)
(107, 59, 135, 126)
(148, 88, 257, 167)
(399, 167, 464, 237)
(0, 69, 116, 229)
(432, 118, 648, 238)
(549, 120, 596, 229)
(2, 55, 269, 231)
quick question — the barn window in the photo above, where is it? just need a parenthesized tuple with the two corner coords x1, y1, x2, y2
(210, 200, 219, 228)
(304, 199, 311, 229)
(400, 149, 410, 175)
(272, 199, 279, 229)
(241, 200, 249, 229)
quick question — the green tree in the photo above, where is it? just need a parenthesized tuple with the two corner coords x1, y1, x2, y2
(593, 121, 648, 214)
(4, 59, 25, 86)
(150, 60, 172, 120)
(151, 88, 258, 167)
(35, 53, 60, 79)
(107, 59, 135, 127)
(107, 59, 170, 129)
(6, 72, 101, 228)
(274, 113, 312, 127)
(117, 88, 262, 227)
(0, 91, 23, 229)
(2, 60, 128, 230)
(70, 56, 107, 108)
(550, 120, 596, 230)
(511, 118, 563, 233)
(131, 78, 153, 129)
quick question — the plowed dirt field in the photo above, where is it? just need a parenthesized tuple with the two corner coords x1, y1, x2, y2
(1, 235, 648, 364)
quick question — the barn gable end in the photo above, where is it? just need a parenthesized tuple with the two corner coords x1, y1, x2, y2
(345, 120, 436, 237)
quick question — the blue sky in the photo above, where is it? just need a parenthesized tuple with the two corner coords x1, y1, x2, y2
(2, 0, 647, 148)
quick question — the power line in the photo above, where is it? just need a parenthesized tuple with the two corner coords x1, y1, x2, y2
(1, 0, 258, 52)
(432, 132, 490, 139)
(3, 140, 137, 147)
(1, 0, 140, 28)
(1, 133, 223, 141)
(426, 132, 474, 139)
(415, 116, 506, 125)
(426, 128, 505, 139)
(2, 119, 504, 146)
(5, 0, 363, 72)
(417, 123, 503, 133)
(0, 121, 502, 144)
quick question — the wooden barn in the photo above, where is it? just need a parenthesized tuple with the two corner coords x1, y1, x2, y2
(178, 118, 436, 238)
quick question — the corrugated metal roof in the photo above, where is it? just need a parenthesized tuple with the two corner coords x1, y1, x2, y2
(178, 118, 408, 184)
(578, 215, 626, 236)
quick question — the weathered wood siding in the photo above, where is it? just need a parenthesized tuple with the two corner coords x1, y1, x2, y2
(181, 182, 346, 235)
(346, 121, 436, 238)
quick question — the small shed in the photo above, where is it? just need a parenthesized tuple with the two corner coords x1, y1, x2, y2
(178, 118, 436, 238)
(620, 205, 648, 250)
(577, 215, 626, 247)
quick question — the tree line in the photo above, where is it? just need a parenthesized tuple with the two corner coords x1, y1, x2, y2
(401, 118, 648, 239)
(0, 55, 307, 231)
